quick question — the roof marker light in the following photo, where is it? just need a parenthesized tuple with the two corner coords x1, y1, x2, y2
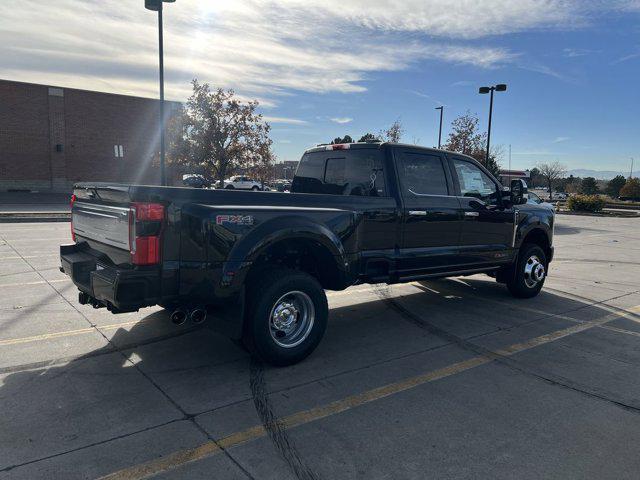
(326, 143, 351, 151)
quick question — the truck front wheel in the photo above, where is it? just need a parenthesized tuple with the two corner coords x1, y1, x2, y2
(244, 267, 328, 366)
(506, 244, 547, 298)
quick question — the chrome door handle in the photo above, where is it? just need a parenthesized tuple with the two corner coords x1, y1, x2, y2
(409, 210, 427, 216)
(464, 211, 480, 217)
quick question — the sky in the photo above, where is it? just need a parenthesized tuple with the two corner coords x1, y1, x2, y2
(1, 0, 639, 173)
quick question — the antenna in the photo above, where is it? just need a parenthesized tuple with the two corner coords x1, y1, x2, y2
(631, 158, 634, 179)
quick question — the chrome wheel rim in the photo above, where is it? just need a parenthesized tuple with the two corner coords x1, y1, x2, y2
(269, 291, 315, 348)
(524, 255, 545, 288)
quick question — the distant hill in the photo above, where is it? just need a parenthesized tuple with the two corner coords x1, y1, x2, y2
(567, 169, 628, 180)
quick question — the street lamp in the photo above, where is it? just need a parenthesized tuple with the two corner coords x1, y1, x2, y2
(145, 0, 175, 186)
(478, 83, 507, 168)
(435, 106, 444, 149)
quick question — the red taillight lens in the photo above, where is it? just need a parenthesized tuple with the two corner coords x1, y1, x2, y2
(129, 202, 164, 265)
(131, 236, 161, 265)
(70, 194, 77, 242)
(132, 202, 164, 221)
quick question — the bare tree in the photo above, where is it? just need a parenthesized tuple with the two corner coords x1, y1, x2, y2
(443, 111, 502, 177)
(537, 161, 567, 196)
(379, 119, 404, 143)
(168, 80, 271, 187)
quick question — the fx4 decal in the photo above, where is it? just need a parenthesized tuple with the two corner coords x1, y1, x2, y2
(216, 215, 254, 226)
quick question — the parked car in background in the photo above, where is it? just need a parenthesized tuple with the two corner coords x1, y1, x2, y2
(224, 176, 263, 190)
(273, 179, 292, 192)
(182, 174, 210, 189)
(551, 192, 567, 200)
(528, 191, 556, 210)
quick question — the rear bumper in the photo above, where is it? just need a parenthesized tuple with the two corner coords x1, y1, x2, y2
(60, 243, 161, 312)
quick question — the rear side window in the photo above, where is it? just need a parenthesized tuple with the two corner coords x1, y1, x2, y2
(292, 149, 386, 196)
(398, 152, 448, 196)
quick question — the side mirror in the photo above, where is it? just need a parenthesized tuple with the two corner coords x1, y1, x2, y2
(510, 179, 528, 205)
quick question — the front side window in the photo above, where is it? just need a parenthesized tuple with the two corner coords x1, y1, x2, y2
(452, 158, 498, 204)
(398, 152, 448, 196)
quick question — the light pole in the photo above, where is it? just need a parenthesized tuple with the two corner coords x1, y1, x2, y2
(145, 0, 175, 186)
(435, 106, 444, 149)
(478, 84, 507, 168)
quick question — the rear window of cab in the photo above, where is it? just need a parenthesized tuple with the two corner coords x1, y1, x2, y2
(292, 149, 386, 196)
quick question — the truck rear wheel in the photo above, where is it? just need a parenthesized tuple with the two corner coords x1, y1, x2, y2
(244, 267, 328, 366)
(506, 244, 547, 298)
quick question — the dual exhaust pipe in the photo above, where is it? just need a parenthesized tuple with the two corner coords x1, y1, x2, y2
(170, 307, 207, 326)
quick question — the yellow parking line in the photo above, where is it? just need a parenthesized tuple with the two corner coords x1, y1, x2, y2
(0, 319, 144, 347)
(97, 304, 640, 480)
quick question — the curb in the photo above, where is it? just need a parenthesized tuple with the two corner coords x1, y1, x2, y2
(0, 213, 70, 223)
(556, 210, 640, 218)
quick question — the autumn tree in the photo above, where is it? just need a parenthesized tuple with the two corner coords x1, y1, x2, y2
(443, 112, 501, 177)
(580, 177, 599, 195)
(620, 177, 640, 199)
(606, 175, 627, 198)
(245, 128, 276, 188)
(168, 80, 271, 188)
(536, 161, 567, 196)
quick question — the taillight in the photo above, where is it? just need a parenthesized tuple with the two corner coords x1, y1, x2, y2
(70, 194, 77, 242)
(133, 202, 164, 221)
(129, 202, 164, 265)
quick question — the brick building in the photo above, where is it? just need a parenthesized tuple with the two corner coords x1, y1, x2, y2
(0, 79, 179, 192)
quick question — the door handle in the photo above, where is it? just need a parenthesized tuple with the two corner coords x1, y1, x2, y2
(409, 210, 427, 216)
(464, 211, 480, 217)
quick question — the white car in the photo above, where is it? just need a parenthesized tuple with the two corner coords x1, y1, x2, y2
(528, 191, 556, 210)
(223, 176, 263, 191)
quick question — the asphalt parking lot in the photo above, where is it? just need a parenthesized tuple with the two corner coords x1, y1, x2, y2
(1, 214, 639, 480)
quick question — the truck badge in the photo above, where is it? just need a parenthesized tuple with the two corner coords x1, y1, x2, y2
(216, 215, 254, 226)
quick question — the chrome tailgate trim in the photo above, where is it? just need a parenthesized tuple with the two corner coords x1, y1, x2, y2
(73, 202, 130, 250)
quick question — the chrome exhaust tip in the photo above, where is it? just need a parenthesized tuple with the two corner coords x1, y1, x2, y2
(170, 308, 188, 326)
(190, 307, 207, 325)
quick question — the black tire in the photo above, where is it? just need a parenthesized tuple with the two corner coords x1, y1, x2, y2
(251, 186, 259, 191)
(225, 185, 234, 189)
(506, 244, 547, 298)
(243, 267, 328, 366)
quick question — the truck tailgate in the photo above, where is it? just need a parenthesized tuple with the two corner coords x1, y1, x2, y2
(73, 202, 130, 250)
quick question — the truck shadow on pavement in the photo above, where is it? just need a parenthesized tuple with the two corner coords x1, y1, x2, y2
(1, 278, 638, 477)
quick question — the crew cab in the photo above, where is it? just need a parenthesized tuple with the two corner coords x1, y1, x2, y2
(60, 143, 554, 365)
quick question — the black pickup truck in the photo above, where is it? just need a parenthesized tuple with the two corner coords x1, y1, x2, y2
(60, 142, 554, 365)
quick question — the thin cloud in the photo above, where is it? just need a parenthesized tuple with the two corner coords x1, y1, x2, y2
(611, 50, 640, 64)
(518, 62, 571, 82)
(408, 90, 431, 99)
(407, 90, 445, 106)
(263, 116, 308, 125)
(562, 47, 599, 58)
(553, 136, 571, 143)
(330, 117, 353, 124)
(451, 80, 474, 87)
